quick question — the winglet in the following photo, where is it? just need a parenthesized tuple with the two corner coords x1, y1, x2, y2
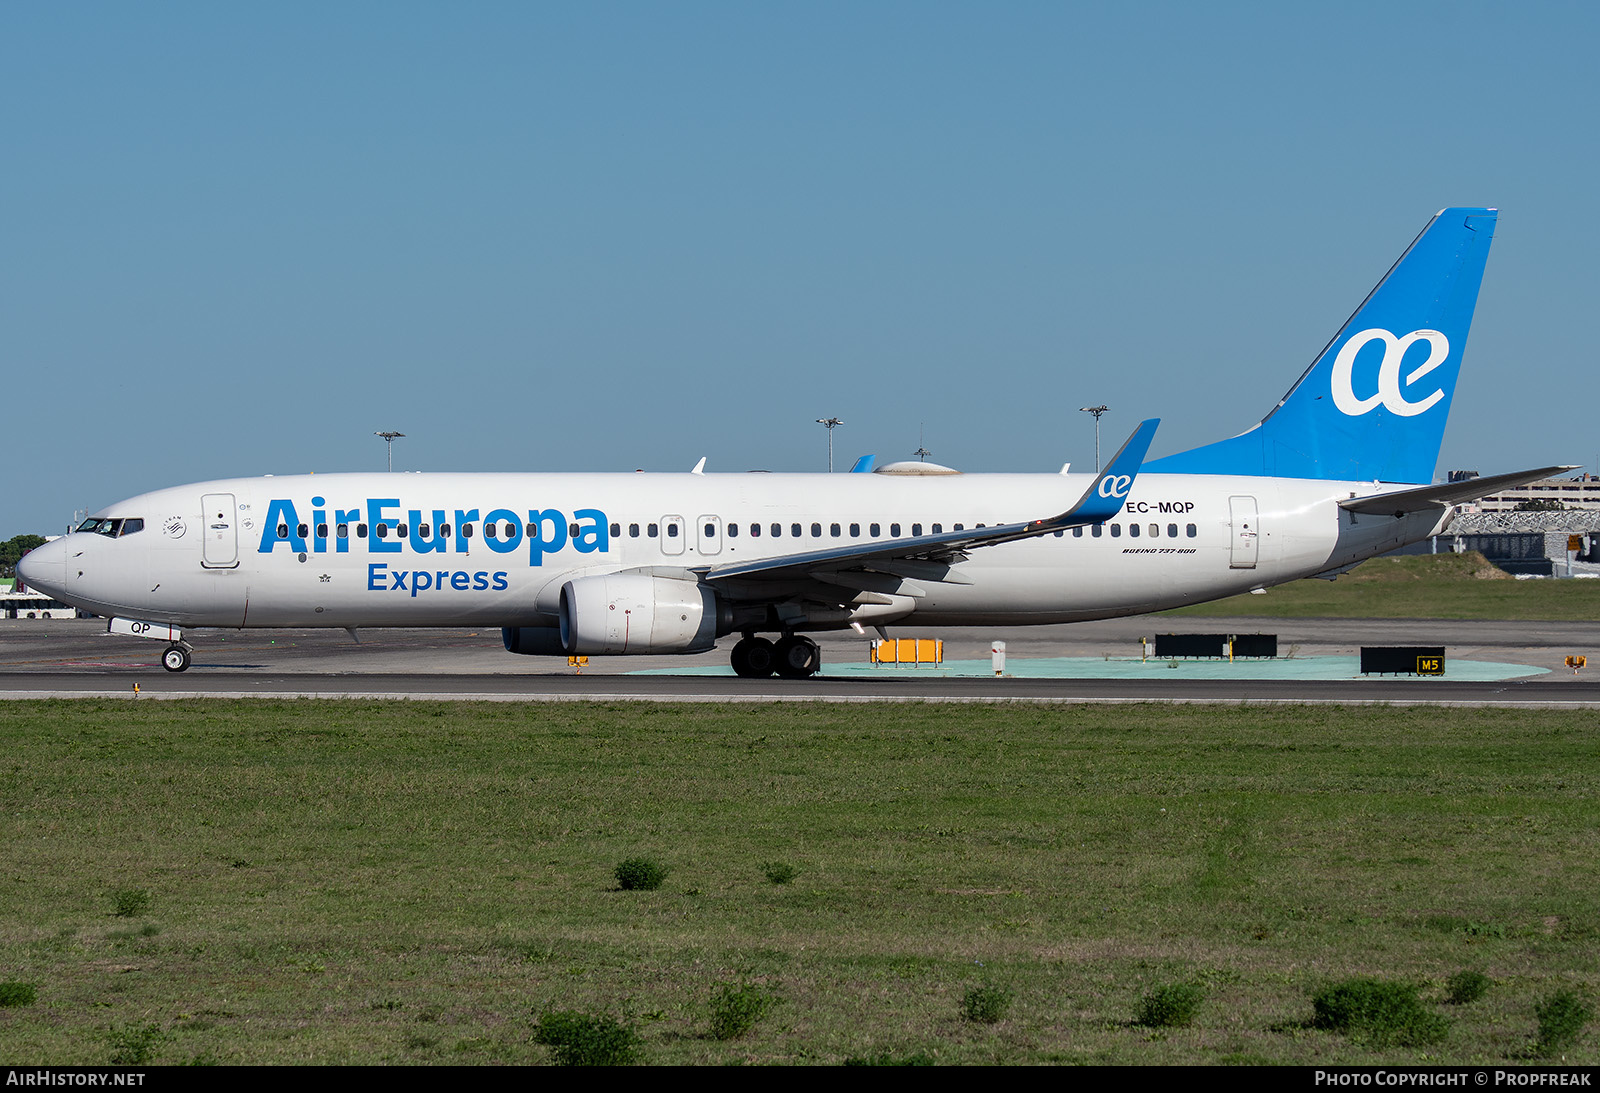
(849, 454, 876, 473)
(690, 457, 707, 475)
(1049, 418, 1159, 527)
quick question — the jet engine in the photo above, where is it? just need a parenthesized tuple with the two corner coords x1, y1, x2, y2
(501, 626, 566, 656)
(558, 573, 728, 655)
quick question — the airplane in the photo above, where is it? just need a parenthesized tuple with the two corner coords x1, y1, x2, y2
(19, 207, 1570, 678)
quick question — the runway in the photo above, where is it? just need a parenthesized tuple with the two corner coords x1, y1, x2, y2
(4, 616, 1600, 705)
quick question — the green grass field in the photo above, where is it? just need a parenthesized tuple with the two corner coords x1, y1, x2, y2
(1166, 552, 1600, 620)
(2, 699, 1597, 1064)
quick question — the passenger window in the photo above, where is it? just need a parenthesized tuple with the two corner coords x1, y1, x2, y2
(870, 523, 880, 537)
(890, 523, 901, 536)
(1111, 524, 1122, 537)
(317, 523, 328, 538)
(1129, 523, 1140, 537)
(278, 524, 289, 539)
(792, 523, 802, 537)
(484, 523, 495, 539)
(668, 524, 679, 537)
(357, 523, 368, 538)
(912, 523, 922, 536)
(506, 523, 518, 538)
(568, 523, 579, 537)
(830, 523, 841, 537)
(704, 523, 715, 537)
(848, 523, 859, 536)
(418, 524, 429, 538)
(771, 523, 782, 537)
(1186, 523, 1197, 537)
(727, 522, 738, 537)
(1073, 527, 1083, 537)
(1054, 530, 1063, 537)
(648, 523, 658, 537)
(1092, 524, 1102, 537)
(953, 523, 964, 531)
(1150, 524, 1159, 537)
(750, 523, 760, 537)
(931, 523, 942, 534)
(461, 524, 473, 538)
(1168, 523, 1178, 538)
(397, 525, 408, 538)
(811, 523, 822, 537)
(440, 524, 451, 538)
(337, 523, 348, 538)
(610, 523, 620, 537)
(629, 523, 640, 537)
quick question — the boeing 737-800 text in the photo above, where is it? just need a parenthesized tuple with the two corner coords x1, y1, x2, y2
(19, 207, 1566, 677)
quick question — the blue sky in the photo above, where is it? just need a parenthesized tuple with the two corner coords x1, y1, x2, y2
(5, 1, 1597, 533)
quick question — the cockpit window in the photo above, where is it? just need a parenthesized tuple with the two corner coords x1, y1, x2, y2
(76, 517, 143, 538)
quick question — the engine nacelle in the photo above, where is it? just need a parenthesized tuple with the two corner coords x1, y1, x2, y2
(501, 626, 566, 656)
(559, 573, 725, 655)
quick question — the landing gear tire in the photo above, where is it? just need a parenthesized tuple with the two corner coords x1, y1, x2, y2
(731, 636, 777, 679)
(772, 635, 821, 679)
(162, 644, 191, 673)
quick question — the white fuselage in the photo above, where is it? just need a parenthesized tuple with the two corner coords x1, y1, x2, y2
(34, 470, 1444, 633)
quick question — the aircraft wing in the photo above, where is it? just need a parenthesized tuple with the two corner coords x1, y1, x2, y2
(703, 419, 1159, 587)
(1339, 465, 1580, 516)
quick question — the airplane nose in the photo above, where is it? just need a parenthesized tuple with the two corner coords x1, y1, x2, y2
(16, 537, 68, 598)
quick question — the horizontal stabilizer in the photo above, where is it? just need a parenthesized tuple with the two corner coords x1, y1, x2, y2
(1339, 466, 1579, 516)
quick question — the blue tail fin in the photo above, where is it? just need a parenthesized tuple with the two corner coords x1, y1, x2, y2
(1143, 207, 1497, 484)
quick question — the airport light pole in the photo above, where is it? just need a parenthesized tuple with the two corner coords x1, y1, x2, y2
(816, 417, 844, 472)
(376, 431, 405, 472)
(1078, 405, 1109, 472)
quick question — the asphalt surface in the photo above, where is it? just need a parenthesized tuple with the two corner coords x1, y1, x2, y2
(4, 616, 1600, 704)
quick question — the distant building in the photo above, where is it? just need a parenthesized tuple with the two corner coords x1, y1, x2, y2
(1463, 474, 1600, 512)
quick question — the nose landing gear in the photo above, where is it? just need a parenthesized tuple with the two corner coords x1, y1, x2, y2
(162, 643, 193, 672)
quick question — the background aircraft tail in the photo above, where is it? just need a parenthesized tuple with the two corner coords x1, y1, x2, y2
(1143, 207, 1497, 484)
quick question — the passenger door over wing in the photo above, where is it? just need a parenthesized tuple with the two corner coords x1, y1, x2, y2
(697, 515, 723, 556)
(660, 514, 686, 556)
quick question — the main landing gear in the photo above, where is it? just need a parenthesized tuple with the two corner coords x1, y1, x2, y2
(162, 642, 193, 673)
(730, 634, 820, 679)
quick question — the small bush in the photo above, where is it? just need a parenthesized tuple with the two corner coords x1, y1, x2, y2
(107, 1023, 165, 1065)
(0, 982, 38, 1007)
(960, 985, 1012, 1024)
(532, 1010, 641, 1066)
(709, 982, 772, 1040)
(614, 857, 668, 891)
(1135, 983, 1205, 1028)
(1311, 978, 1448, 1047)
(111, 889, 150, 917)
(761, 860, 799, 885)
(1534, 990, 1591, 1056)
(1445, 970, 1491, 1005)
